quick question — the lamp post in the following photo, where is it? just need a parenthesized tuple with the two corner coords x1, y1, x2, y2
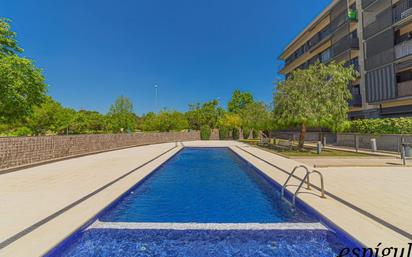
(154, 84, 158, 111)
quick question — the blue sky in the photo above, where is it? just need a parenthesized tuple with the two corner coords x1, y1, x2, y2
(3, 0, 329, 114)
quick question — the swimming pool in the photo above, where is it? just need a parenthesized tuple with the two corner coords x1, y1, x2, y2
(47, 147, 361, 256)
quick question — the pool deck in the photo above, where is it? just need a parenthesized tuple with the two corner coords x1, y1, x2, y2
(0, 141, 411, 256)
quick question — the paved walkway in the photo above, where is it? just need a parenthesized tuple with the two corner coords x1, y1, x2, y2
(294, 156, 411, 167)
(0, 140, 410, 256)
(232, 145, 411, 249)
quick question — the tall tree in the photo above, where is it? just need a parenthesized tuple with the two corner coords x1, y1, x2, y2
(186, 99, 224, 130)
(240, 102, 271, 133)
(0, 18, 47, 123)
(228, 89, 254, 113)
(273, 62, 357, 149)
(142, 110, 188, 132)
(107, 96, 136, 133)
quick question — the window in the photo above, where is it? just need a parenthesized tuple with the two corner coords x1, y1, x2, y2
(352, 85, 361, 95)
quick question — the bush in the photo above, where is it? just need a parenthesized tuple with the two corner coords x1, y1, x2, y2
(219, 127, 229, 140)
(346, 118, 412, 134)
(232, 128, 240, 140)
(242, 127, 250, 139)
(252, 129, 259, 139)
(200, 125, 211, 140)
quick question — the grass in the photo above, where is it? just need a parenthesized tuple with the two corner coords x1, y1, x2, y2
(243, 139, 374, 157)
(276, 148, 372, 157)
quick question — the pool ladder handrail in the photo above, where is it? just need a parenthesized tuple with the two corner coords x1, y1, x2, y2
(281, 165, 326, 205)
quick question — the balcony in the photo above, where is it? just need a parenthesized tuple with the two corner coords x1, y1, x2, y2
(364, 7, 393, 39)
(393, 0, 412, 24)
(330, 11, 349, 32)
(365, 48, 394, 71)
(332, 36, 359, 58)
(349, 94, 362, 107)
(395, 39, 412, 59)
(362, 0, 377, 9)
(398, 80, 412, 97)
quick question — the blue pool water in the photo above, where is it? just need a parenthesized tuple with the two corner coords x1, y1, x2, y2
(100, 147, 315, 223)
(47, 148, 361, 257)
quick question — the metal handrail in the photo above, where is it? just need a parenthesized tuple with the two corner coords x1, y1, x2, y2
(309, 170, 326, 199)
(282, 165, 326, 205)
(281, 165, 310, 197)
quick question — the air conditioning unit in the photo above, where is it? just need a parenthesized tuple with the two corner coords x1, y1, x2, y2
(401, 8, 412, 19)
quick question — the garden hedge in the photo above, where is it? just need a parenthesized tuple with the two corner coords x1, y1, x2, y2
(346, 118, 412, 134)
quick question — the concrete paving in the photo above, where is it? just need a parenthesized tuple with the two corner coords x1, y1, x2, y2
(0, 140, 410, 256)
(231, 145, 411, 249)
(293, 156, 411, 167)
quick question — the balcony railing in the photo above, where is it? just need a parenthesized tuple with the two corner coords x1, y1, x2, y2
(393, 0, 412, 24)
(395, 39, 412, 59)
(362, 0, 377, 9)
(332, 36, 359, 58)
(330, 11, 349, 32)
(398, 80, 412, 97)
(365, 48, 394, 71)
(364, 7, 393, 39)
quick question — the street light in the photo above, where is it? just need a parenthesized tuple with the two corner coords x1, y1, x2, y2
(154, 84, 158, 111)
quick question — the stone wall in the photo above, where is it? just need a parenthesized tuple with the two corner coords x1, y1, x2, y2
(0, 131, 200, 170)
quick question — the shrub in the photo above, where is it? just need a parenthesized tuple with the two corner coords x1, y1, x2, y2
(200, 125, 211, 140)
(219, 127, 229, 140)
(232, 128, 240, 140)
(242, 127, 250, 139)
(252, 129, 259, 139)
(346, 118, 412, 134)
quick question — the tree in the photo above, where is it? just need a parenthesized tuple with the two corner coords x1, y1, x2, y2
(70, 110, 107, 134)
(240, 102, 271, 134)
(218, 112, 242, 130)
(186, 99, 224, 130)
(141, 110, 188, 132)
(26, 97, 68, 135)
(228, 89, 254, 113)
(0, 18, 22, 56)
(273, 61, 357, 149)
(0, 18, 47, 123)
(107, 96, 136, 133)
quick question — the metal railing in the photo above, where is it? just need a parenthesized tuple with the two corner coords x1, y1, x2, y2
(364, 7, 393, 39)
(395, 39, 412, 59)
(281, 165, 326, 205)
(393, 0, 412, 24)
(332, 36, 359, 58)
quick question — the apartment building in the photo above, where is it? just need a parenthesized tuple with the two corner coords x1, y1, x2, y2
(279, 0, 412, 119)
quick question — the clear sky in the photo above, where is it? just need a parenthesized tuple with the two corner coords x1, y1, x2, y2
(3, 0, 330, 114)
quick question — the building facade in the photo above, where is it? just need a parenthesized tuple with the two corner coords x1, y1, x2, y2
(279, 0, 412, 119)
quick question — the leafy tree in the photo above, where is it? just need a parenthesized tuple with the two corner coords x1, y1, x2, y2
(186, 99, 224, 130)
(0, 18, 22, 56)
(240, 102, 271, 135)
(0, 18, 47, 123)
(273, 61, 357, 149)
(142, 110, 188, 132)
(218, 112, 242, 130)
(228, 89, 254, 113)
(107, 96, 136, 133)
(70, 110, 107, 134)
(25, 97, 68, 135)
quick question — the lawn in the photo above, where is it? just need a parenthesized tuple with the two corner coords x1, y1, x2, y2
(242, 139, 374, 157)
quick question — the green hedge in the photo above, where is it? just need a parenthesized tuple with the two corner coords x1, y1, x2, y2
(232, 128, 240, 140)
(219, 127, 230, 140)
(200, 125, 211, 140)
(346, 118, 412, 134)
